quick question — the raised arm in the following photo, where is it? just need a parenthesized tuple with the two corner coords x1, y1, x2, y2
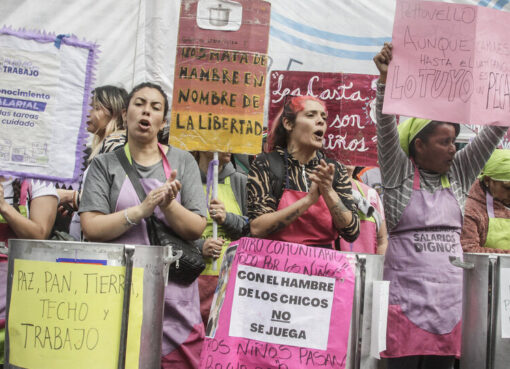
(373, 42, 413, 188)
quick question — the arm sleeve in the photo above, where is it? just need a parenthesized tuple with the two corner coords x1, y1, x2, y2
(78, 157, 113, 214)
(334, 162, 360, 243)
(451, 126, 508, 193)
(376, 82, 413, 188)
(247, 155, 278, 220)
(179, 153, 208, 217)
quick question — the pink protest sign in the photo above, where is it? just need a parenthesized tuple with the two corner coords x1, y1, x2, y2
(269, 71, 379, 166)
(384, 0, 510, 126)
(200, 237, 355, 369)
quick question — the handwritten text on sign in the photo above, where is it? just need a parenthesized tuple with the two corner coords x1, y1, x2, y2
(384, 0, 510, 126)
(230, 265, 335, 350)
(8, 259, 143, 369)
(199, 237, 355, 369)
(269, 71, 379, 166)
(169, 0, 271, 155)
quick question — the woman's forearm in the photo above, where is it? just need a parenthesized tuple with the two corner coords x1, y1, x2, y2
(81, 206, 144, 242)
(161, 201, 206, 241)
(1, 196, 57, 240)
(250, 195, 314, 238)
(322, 188, 354, 231)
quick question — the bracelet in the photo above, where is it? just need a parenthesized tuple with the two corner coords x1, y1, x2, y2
(124, 209, 138, 226)
(72, 190, 79, 210)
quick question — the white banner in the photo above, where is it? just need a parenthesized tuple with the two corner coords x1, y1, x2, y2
(0, 29, 96, 183)
(230, 264, 335, 350)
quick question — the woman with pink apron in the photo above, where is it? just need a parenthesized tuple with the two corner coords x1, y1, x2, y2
(373, 43, 508, 368)
(247, 95, 359, 247)
(80, 82, 207, 369)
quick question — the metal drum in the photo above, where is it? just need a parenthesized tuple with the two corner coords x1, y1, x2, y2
(4, 239, 180, 369)
(343, 252, 385, 369)
(450, 253, 510, 369)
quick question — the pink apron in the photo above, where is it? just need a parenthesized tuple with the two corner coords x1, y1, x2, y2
(116, 144, 204, 369)
(268, 155, 338, 246)
(382, 167, 463, 358)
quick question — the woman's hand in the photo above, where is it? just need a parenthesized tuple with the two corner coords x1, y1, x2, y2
(160, 170, 181, 208)
(209, 198, 227, 224)
(139, 186, 169, 218)
(310, 159, 335, 196)
(56, 189, 78, 216)
(373, 42, 393, 83)
(202, 237, 224, 259)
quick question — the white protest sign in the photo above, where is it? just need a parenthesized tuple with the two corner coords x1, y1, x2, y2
(0, 28, 97, 184)
(370, 280, 389, 359)
(229, 264, 335, 350)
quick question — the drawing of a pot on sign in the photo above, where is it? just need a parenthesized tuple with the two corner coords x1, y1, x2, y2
(197, 0, 242, 31)
(210, 3, 230, 26)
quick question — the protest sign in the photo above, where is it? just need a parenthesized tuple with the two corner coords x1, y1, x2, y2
(8, 259, 143, 369)
(269, 71, 379, 166)
(169, 0, 271, 155)
(0, 27, 97, 184)
(384, 0, 510, 126)
(200, 237, 355, 369)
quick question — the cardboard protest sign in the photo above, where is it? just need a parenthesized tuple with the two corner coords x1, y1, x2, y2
(269, 71, 379, 166)
(169, 0, 271, 155)
(200, 237, 355, 369)
(0, 27, 97, 184)
(384, 0, 510, 126)
(8, 260, 143, 369)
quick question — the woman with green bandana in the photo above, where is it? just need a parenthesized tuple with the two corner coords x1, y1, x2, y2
(461, 149, 510, 253)
(374, 43, 508, 369)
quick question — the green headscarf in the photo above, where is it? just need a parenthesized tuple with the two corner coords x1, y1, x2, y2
(479, 149, 510, 181)
(397, 117, 432, 156)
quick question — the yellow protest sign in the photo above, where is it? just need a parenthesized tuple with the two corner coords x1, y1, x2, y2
(8, 259, 144, 369)
(169, 0, 271, 155)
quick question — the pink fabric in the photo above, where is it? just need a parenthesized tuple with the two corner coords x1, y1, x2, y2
(339, 220, 377, 253)
(381, 305, 461, 358)
(161, 322, 205, 369)
(269, 189, 338, 246)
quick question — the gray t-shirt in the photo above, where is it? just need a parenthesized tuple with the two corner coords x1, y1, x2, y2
(79, 145, 207, 245)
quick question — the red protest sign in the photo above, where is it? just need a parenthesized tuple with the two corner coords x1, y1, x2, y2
(269, 71, 379, 166)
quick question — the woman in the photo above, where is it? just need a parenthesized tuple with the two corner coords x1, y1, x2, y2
(79, 82, 207, 369)
(339, 165, 387, 255)
(461, 149, 510, 253)
(0, 177, 58, 363)
(374, 43, 508, 369)
(247, 95, 359, 247)
(58, 85, 128, 239)
(194, 151, 247, 326)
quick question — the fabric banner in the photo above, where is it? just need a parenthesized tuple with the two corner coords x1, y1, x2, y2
(169, 0, 271, 155)
(384, 0, 510, 126)
(269, 71, 379, 166)
(200, 237, 355, 369)
(0, 27, 96, 184)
